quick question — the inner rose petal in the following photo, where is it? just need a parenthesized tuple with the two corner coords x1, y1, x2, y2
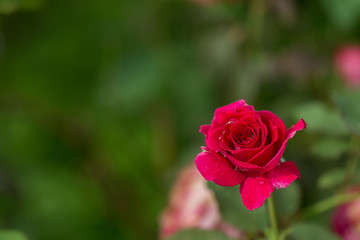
(227, 119, 269, 162)
(220, 114, 260, 151)
(230, 126, 256, 147)
(248, 119, 279, 166)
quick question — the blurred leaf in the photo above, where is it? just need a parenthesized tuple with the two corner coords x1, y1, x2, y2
(310, 138, 350, 160)
(0, 230, 28, 240)
(293, 102, 348, 135)
(208, 182, 268, 232)
(321, 0, 360, 30)
(0, 0, 18, 14)
(317, 168, 345, 190)
(0, 0, 44, 14)
(99, 52, 169, 113)
(166, 229, 232, 240)
(19, 0, 44, 9)
(234, 57, 269, 103)
(286, 223, 340, 240)
(273, 181, 301, 218)
(19, 167, 104, 240)
(333, 91, 360, 135)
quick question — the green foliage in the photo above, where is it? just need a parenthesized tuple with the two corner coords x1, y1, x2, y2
(273, 181, 301, 218)
(0, 231, 28, 240)
(166, 229, 232, 240)
(310, 138, 350, 160)
(286, 223, 340, 240)
(293, 102, 348, 136)
(321, 0, 360, 30)
(333, 91, 360, 135)
(208, 182, 268, 232)
(317, 168, 345, 190)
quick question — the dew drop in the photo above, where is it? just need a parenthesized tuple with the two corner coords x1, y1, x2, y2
(259, 180, 264, 185)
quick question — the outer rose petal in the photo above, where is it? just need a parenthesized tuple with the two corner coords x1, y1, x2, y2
(286, 118, 307, 139)
(264, 119, 306, 172)
(206, 128, 224, 151)
(213, 99, 254, 126)
(195, 152, 246, 186)
(264, 161, 300, 189)
(225, 153, 263, 173)
(200, 124, 211, 136)
(240, 177, 275, 211)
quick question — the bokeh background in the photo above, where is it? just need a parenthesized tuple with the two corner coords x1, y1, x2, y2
(0, 0, 360, 239)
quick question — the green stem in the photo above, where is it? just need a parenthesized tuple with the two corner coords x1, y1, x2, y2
(302, 192, 360, 219)
(267, 196, 278, 240)
(279, 228, 293, 240)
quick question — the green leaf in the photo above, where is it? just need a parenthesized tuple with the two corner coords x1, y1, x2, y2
(286, 223, 340, 240)
(0, 0, 44, 14)
(317, 168, 345, 190)
(310, 138, 350, 160)
(208, 182, 268, 232)
(166, 229, 232, 240)
(273, 181, 301, 218)
(321, 0, 360, 30)
(333, 91, 360, 135)
(0, 230, 28, 240)
(0, 0, 18, 14)
(293, 102, 348, 135)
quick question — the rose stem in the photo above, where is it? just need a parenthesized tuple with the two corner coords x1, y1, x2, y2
(267, 195, 278, 240)
(301, 192, 360, 219)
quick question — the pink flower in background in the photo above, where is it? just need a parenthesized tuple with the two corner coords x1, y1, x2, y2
(159, 163, 245, 239)
(335, 45, 360, 88)
(195, 99, 306, 211)
(332, 192, 360, 240)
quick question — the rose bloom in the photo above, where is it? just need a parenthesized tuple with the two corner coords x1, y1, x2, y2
(195, 99, 306, 210)
(159, 163, 245, 239)
(335, 45, 360, 88)
(332, 192, 360, 240)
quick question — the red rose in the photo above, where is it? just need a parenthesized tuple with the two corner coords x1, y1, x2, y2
(195, 99, 306, 210)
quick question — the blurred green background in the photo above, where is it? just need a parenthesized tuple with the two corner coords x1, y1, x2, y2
(0, 0, 359, 239)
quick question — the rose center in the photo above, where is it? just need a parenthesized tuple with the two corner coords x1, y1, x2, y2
(234, 126, 255, 145)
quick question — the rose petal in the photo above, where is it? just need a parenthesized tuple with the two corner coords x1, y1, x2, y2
(229, 118, 268, 161)
(200, 124, 211, 136)
(239, 177, 275, 211)
(286, 118, 307, 139)
(224, 153, 263, 172)
(213, 100, 254, 126)
(195, 152, 246, 186)
(247, 119, 278, 166)
(259, 110, 286, 142)
(206, 127, 224, 151)
(264, 119, 306, 171)
(264, 161, 300, 189)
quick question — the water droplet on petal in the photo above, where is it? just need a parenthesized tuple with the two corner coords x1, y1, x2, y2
(259, 180, 264, 185)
